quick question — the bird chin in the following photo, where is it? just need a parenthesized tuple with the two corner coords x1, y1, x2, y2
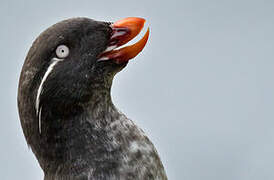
(98, 17, 150, 64)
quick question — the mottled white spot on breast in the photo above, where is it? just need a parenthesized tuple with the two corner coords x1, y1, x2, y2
(129, 140, 154, 154)
(130, 141, 140, 153)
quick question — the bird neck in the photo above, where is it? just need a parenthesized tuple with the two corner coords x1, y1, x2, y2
(39, 88, 122, 177)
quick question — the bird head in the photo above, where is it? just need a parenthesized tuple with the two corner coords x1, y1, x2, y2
(18, 17, 149, 129)
(18, 17, 149, 161)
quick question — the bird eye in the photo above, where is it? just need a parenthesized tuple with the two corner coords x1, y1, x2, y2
(56, 45, 69, 58)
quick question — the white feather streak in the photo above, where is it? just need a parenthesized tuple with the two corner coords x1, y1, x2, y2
(35, 57, 62, 133)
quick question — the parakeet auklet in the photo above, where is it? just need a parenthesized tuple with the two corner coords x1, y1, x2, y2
(17, 17, 167, 180)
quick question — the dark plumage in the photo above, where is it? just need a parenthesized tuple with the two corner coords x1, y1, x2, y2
(18, 17, 167, 180)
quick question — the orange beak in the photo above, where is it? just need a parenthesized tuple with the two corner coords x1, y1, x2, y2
(99, 17, 150, 64)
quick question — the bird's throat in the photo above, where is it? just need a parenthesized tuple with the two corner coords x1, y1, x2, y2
(37, 90, 122, 177)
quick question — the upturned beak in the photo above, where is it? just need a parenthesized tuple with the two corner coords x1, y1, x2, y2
(99, 17, 150, 64)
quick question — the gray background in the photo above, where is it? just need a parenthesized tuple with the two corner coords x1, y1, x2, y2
(1, 0, 274, 179)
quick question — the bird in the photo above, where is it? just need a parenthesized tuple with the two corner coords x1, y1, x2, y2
(17, 17, 167, 180)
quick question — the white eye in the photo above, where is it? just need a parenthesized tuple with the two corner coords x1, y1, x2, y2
(56, 45, 69, 58)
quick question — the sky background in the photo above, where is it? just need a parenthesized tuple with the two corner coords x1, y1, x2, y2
(1, 0, 274, 179)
